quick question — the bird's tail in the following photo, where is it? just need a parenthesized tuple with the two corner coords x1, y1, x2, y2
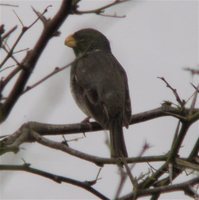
(109, 119, 128, 158)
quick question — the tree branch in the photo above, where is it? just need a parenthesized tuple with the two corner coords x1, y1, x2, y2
(0, 163, 109, 200)
(119, 176, 199, 199)
(1, 105, 198, 145)
(0, 0, 72, 123)
(73, 0, 129, 17)
(158, 77, 185, 107)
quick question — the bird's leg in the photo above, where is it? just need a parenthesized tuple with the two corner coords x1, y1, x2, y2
(80, 117, 92, 136)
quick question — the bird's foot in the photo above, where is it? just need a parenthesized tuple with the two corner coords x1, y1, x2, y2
(81, 117, 92, 136)
(81, 116, 91, 124)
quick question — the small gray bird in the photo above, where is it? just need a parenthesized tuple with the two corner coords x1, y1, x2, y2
(65, 28, 131, 158)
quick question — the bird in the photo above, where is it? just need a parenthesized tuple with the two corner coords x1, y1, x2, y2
(64, 28, 131, 158)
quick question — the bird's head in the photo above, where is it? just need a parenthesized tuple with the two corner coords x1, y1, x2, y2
(65, 28, 111, 56)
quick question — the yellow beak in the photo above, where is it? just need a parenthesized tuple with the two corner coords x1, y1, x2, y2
(64, 35, 76, 48)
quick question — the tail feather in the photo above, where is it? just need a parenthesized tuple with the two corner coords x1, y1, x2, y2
(109, 119, 128, 158)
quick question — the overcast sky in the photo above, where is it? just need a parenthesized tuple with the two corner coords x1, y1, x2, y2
(1, 0, 198, 199)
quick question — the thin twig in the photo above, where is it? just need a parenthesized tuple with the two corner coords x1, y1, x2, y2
(184, 67, 199, 76)
(0, 1, 72, 123)
(122, 157, 138, 198)
(1, 25, 18, 41)
(115, 142, 151, 198)
(29, 130, 167, 166)
(0, 5, 51, 69)
(13, 9, 24, 26)
(31, 5, 52, 27)
(189, 84, 199, 114)
(22, 52, 85, 95)
(2, 44, 21, 65)
(0, 3, 19, 7)
(85, 167, 102, 186)
(119, 176, 199, 199)
(0, 30, 25, 68)
(13, 48, 29, 54)
(97, 12, 126, 18)
(74, 0, 129, 16)
(175, 158, 199, 171)
(22, 62, 73, 95)
(0, 65, 21, 93)
(158, 77, 185, 107)
(0, 65, 15, 73)
(0, 164, 109, 200)
(191, 83, 199, 93)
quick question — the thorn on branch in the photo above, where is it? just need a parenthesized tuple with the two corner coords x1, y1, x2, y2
(191, 83, 199, 93)
(147, 162, 158, 173)
(61, 135, 85, 146)
(84, 167, 102, 186)
(184, 67, 199, 76)
(32, 6, 49, 25)
(31, 5, 59, 37)
(13, 9, 25, 27)
(142, 141, 152, 153)
(22, 158, 31, 167)
(61, 135, 69, 146)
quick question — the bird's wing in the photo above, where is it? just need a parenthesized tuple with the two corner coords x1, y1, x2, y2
(72, 51, 132, 127)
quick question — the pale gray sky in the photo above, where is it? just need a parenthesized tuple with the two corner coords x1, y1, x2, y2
(0, 0, 198, 199)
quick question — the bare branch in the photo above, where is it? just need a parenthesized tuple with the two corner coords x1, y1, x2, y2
(0, 105, 197, 137)
(13, 48, 29, 54)
(0, 125, 168, 165)
(73, 0, 129, 17)
(158, 77, 185, 107)
(0, 29, 25, 69)
(22, 59, 77, 95)
(1, 25, 18, 41)
(175, 158, 199, 171)
(0, 4, 51, 70)
(0, 1, 198, 199)
(1, 105, 198, 167)
(184, 67, 199, 76)
(189, 84, 199, 115)
(0, 65, 21, 94)
(0, 65, 15, 73)
(0, 164, 109, 200)
(0, 3, 19, 7)
(31, 5, 53, 28)
(168, 122, 190, 161)
(13, 9, 25, 26)
(115, 141, 152, 198)
(0, 0, 73, 123)
(120, 176, 199, 199)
